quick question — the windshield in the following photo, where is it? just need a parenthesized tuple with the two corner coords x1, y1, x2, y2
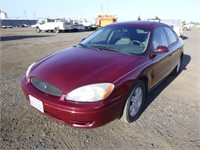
(80, 25, 151, 55)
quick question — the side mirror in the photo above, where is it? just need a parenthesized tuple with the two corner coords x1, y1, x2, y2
(155, 46, 169, 53)
(150, 46, 169, 59)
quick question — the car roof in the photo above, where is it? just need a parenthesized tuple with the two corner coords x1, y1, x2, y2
(107, 21, 169, 29)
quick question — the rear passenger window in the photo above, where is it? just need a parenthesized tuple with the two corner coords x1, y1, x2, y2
(153, 27, 168, 49)
(164, 27, 178, 46)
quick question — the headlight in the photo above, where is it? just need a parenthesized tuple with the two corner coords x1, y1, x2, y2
(26, 62, 36, 79)
(65, 83, 114, 102)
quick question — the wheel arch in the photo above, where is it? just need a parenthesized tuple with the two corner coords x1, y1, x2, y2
(120, 78, 147, 122)
(181, 52, 184, 61)
(139, 76, 148, 97)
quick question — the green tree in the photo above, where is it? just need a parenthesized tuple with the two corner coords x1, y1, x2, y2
(137, 15, 141, 21)
(182, 20, 186, 26)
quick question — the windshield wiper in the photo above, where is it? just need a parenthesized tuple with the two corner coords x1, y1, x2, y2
(90, 45, 118, 52)
(77, 43, 88, 48)
(77, 44, 101, 51)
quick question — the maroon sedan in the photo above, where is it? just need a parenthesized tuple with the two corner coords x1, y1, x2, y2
(21, 21, 184, 128)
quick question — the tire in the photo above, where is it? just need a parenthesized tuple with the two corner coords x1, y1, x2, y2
(74, 28, 78, 32)
(121, 80, 146, 123)
(85, 26, 89, 31)
(54, 27, 60, 33)
(36, 27, 41, 33)
(171, 56, 182, 76)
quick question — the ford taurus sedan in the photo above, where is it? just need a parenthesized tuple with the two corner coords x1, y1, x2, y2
(21, 21, 184, 128)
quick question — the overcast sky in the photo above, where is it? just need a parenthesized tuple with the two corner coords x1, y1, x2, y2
(1, 0, 200, 22)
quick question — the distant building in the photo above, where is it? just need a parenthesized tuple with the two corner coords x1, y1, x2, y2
(0, 10, 8, 19)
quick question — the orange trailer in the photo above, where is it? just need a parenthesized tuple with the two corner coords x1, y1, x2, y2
(96, 15, 117, 27)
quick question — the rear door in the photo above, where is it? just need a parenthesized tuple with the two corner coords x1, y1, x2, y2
(163, 27, 182, 71)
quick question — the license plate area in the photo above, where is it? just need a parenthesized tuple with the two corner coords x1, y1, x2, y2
(29, 95, 44, 113)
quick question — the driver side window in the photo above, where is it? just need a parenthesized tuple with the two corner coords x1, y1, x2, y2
(153, 27, 168, 50)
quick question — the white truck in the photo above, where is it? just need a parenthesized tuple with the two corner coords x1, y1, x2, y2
(183, 24, 192, 31)
(77, 17, 98, 31)
(35, 18, 74, 33)
(148, 18, 183, 37)
(161, 19, 183, 37)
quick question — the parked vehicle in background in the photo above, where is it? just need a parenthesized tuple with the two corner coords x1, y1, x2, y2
(21, 21, 184, 128)
(77, 17, 98, 31)
(96, 15, 117, 27)
(74, 23, 85, 31)
(35, 18, 74, 33)
(20, 24, 29, 27)
(161, 19, 183, 37)
(183, 24, 192, 31)
(148, 18, 183, 38)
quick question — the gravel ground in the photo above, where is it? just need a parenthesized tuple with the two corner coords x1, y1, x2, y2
(0, 28, 200, 150)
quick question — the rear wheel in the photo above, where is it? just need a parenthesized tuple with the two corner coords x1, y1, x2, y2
(121, 80, 146, 123)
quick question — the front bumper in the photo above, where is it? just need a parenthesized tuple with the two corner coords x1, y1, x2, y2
(21, 77, 125, 128)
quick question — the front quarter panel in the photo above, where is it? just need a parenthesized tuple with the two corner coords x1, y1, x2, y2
(110, 56, 152, 101)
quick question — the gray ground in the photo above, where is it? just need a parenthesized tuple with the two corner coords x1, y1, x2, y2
(0, 28, 200, 150)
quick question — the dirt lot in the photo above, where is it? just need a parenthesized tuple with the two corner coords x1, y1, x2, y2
(0, 28, 200, 150)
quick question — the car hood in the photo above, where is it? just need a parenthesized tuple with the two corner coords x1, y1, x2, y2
(30, 47, 141, 93)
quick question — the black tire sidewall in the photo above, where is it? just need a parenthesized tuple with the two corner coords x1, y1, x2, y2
(125, 80, 146, 122)
(55, 28, 60, 33)
(36, 27, 41, 33)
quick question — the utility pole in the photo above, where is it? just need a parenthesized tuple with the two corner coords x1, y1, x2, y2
(101, 4, 104, 14)
(22, 9, 27, 18)
(33, 11, 36, 19)
(107, 0, 109, 14)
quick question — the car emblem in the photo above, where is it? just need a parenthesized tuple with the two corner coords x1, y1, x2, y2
(39, 82, 47, 90)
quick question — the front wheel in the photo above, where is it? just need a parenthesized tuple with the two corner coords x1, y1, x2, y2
(54, 27, 60, 33)
(121, 80, 146, 123)
(36, 27, 41, 33)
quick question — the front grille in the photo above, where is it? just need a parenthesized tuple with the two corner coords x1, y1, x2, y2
(31, 77, 62, 97)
